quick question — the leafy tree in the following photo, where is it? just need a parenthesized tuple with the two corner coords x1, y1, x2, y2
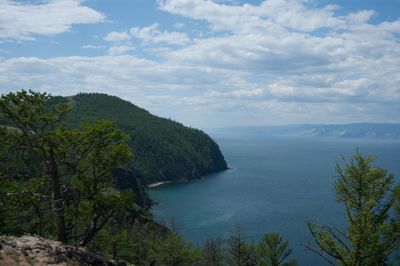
(257, 232, 297, 266)
(307, 151, 400, 265)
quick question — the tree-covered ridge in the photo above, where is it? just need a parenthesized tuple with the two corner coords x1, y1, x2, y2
(51, 93, 228, 184)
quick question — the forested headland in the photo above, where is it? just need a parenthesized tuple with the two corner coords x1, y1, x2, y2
(51, 93, 228, 183)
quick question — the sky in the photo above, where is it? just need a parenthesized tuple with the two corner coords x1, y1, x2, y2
(0, 0, 399, 128)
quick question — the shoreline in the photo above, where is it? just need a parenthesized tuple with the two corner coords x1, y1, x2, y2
(147, 168, 230, 189)
(147, 181, 174, 188)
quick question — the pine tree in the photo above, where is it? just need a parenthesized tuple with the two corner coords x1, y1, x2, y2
(227, 227, 255, 266)
(307, 150, 400, 265)
(0, 90, 70, 242)
(257, 232, 297, 266)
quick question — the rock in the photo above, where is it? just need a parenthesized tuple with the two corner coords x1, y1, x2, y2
(0, 235, 129, 266)
(2, 245, 19, 256)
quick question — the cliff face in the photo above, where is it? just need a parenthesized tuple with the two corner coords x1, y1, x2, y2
(0, 235, 127, 266)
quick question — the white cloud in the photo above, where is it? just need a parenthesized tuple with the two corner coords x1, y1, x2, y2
(156, 0, 400, 106)
(0, 55, 231, 93)
(130, 23, 190, 45)
(82, 44, 104, 49)
(158, 0, 346, 33)
(346, 10, 375, 25)
(107, 45, 135, 55)
(173, 22, 186, 29)
(0, 0, 105, 41)
(104, 31, 131, 42)
(378, 19, 400, 33)
(0, 52, 399, 127)
(104, 23, 190, 46)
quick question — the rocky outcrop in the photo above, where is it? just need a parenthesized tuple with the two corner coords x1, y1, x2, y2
(0, 235, 128, 266)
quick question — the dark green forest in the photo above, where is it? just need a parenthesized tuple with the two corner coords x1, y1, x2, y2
(1, 90, 399, 266)
(51, 93, 228, 184)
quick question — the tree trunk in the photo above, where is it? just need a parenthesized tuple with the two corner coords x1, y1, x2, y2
(80, 210, 115, 247)
(48, 149, 67, 243)
(80, 226, 98, 247)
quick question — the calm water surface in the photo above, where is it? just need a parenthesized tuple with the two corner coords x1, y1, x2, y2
(149, 135, 400, 266)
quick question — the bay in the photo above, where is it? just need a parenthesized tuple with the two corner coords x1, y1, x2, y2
(149, 135, 400, 265)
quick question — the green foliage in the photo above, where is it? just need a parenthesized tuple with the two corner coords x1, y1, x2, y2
(0, 90, 71, 242)
(90, 220, 202, 266)
(257, 232, 297, 266)
(158, 233, 201, 265)
(0, 177, 53, 237)
(307, 150, 400, 265)
(89, 224, 297, 266)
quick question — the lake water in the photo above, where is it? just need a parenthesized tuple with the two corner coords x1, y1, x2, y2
(149, 134, 400, 266)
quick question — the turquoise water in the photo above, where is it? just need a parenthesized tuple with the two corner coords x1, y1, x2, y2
(149, 135, 400, 265)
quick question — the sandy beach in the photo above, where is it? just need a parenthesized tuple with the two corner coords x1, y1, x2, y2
(147, 181, 173, 188)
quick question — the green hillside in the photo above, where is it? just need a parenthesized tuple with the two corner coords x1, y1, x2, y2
(51, 93, 227, 185)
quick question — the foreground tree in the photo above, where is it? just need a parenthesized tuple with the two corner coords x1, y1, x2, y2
(0, 90, 70, 242)
(0, 90, 133, 245)
(61, 120, 133, 246)
(258, 232, 297, 266)
(307, 151, 400, 265)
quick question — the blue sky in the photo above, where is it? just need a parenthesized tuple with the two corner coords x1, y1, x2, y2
(0, 0, 399, 128)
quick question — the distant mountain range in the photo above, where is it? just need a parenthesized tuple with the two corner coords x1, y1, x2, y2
(208, 123, 400, 139)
